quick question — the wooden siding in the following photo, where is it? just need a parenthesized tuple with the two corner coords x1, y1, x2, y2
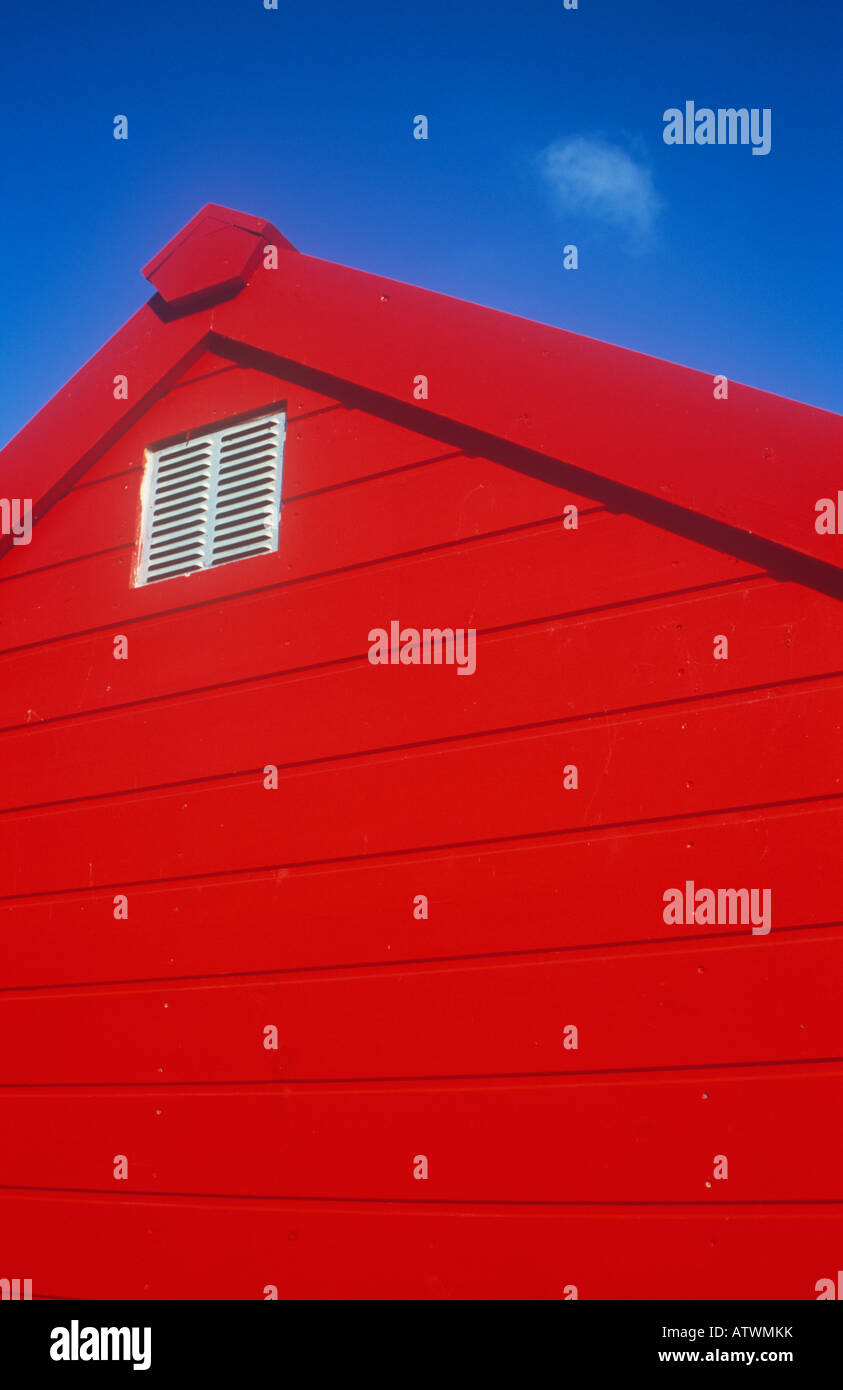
(0, 352, 841, 1299)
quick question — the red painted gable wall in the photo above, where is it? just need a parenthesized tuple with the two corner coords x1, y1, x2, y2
(0, 346, 841, 1298)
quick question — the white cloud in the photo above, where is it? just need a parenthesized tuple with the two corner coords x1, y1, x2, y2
(538, 136, 663, 243)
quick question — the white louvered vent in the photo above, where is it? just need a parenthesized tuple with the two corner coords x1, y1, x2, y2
(138, 411, 285, 585)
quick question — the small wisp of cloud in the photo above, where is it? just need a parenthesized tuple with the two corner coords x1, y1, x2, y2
(538, 135, 663, 248)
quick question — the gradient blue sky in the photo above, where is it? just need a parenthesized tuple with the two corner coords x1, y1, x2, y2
(1, 0, 841, 448)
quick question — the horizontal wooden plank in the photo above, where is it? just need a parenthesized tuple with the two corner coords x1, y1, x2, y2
(0, 1065, 839, 1202)
(70, 359, 340, 489)
(0, 1189, 838, 1297)
(2, 800, 841, 989)
(282, 405, 461, 495)
(0, 929, 839, 1084)
(2, 580, 840, 810)
(0, 453, 589, 654)
(0, 515, 757, 730)
(0, 679, 839, 895)
(0, 409, 460, 584)
(0, 473, 139, 582)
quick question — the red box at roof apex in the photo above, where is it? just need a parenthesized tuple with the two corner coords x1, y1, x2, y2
(142, 203, 296, 310)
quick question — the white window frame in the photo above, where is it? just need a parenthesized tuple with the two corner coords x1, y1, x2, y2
(136, 409, 286, 586)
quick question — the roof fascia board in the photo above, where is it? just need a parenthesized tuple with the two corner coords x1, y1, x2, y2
(212, 250, 843, 578)
(203, 331, 843, 601)
(0, 305, 211, 561)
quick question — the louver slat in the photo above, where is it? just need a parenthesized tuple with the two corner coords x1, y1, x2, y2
(139, 413, 284, 584)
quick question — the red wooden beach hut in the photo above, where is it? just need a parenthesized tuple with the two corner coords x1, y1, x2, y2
(0, 203, 840, 1299)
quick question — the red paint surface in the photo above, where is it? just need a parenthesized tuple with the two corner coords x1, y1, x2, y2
(141, 204, 294, 310)
(0, 206, 841, 1299)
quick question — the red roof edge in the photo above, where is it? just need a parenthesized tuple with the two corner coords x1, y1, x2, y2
(2, 203, 842, 596)
(0, 204, 297, 561)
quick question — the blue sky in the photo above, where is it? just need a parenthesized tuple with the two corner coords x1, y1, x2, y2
(1, 0, 841, 447)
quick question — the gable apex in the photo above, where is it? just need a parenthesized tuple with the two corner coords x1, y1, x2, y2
(142, 203, 296, 310)
(1, 201, 842, 596)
